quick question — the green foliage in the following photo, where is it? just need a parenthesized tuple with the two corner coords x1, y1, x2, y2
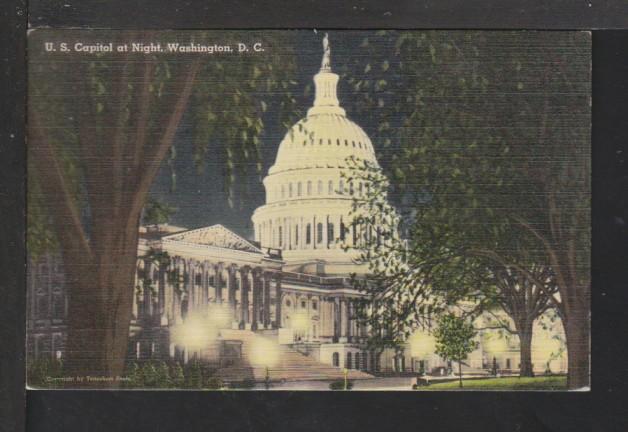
(343, 31, 589, 358)
(230, 378, 256, 389)
(184, 361, 204, 389)
(433, 314, 478, 364)
(27, 29, 302, 256)
(142, 198, 177, 225)
(329, 380, 353, 390)
(170, 362, 185, 387)
(123, 360, 220, 389)
(27, 357, 64, 388)
(205, 376, 223, 390)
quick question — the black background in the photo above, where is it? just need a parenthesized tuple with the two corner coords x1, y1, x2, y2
(3, 1, 628, 431)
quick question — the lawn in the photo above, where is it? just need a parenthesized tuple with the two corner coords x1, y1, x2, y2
(417, 375, 567, 391)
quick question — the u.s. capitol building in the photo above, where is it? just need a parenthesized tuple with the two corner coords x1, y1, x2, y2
(27, 39, 566, 384)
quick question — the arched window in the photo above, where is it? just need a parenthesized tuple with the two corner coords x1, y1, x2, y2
(328, 180, 333, 194)
(355, 352, 360, 370)
(289, 183, 293, 197)
(306, 224, 312, 245)
(359, 182, 363, 196)
(346, 352, 353, 369)
(327, 222, 334, 244)
(317, 223, 323, 244)
(278, 226, 283, 247)
(339, 180, 344, 194)
(318, 180, 323, 194)
(333, 352, 340, 367)
(349, 181, 354, 196)
(340, 221, 346, 241)
(307, 181, 312, 195)
(297, 182, 302, 196)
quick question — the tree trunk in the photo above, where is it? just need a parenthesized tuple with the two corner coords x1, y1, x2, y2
(63, 227, 140, 387)
(517, 320, 534, 377)
(458, 361, 463, 388)
(564, 300, 590, 389)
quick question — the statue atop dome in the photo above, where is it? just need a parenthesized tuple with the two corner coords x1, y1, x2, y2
(321, 33, 331, 71)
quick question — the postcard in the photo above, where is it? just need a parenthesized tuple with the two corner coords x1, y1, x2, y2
(26, 29, 590, 390)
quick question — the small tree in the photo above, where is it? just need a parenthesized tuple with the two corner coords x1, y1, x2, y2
(154, 361, 172, 388)
(170, 362, 185, 388)
(433, 314, 478, 388)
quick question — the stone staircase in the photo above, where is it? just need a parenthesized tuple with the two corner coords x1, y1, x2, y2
(215, 329, 373, 383)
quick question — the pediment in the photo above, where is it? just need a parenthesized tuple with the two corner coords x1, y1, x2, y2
(163, 224, 261, 254)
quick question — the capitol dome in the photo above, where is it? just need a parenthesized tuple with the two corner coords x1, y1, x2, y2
(252, 35, 382, 275)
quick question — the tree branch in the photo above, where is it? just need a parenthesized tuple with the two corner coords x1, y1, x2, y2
(129, 58, 203, 224)
(28, 107, 93, 263)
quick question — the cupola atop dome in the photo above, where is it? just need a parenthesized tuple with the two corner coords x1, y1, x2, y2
(267, 34, 378, 176)
(308, 33, 346, 117)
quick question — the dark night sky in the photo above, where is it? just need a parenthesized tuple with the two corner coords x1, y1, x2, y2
(148, 30, 591, 241)
(149, 31, 387, 239)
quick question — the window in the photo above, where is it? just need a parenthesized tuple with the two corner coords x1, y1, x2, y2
(317, 223, 323, 243)
(301, 300, 306, 309)
(278, 226, 283, 247)
(312, 301, 318, 310)
(333, 352, 340, 367)
(295, 225, 299, 245)
(306, 224, 312, 245)
(328, 180, 333, 194)
(327, 223, 334, 243)
(297, 182, 302, 196)
(355, 353, 360, 369)
(281, 185, 285, 198)
(307, 181, 312, 195)
(359, 182, 363, 196)
(340, 221, 346, 241)
(36, 294, 48, 319)
(346, 352, 352, 369)
(339, 180, 344, 194)
(289, 183, 293, 197)
(349, 181, 354, 196)
(506, 358, 511, 369)
(286, 299, 291, 307)
(52, 292, 65, 319)
(195, 274, 202, 285)
(318, 181, 323, 194)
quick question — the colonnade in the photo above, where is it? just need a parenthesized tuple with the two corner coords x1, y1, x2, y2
(256, 215, 385, 251)
(134, 256, 283, 331)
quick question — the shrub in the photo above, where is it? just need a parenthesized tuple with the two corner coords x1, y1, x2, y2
(205, 377, 223, 389)
(230, 379, 256, 389)
(329, 380, 353, 390)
